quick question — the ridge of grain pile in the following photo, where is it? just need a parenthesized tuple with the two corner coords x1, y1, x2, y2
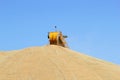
(0, 45, 120, 80)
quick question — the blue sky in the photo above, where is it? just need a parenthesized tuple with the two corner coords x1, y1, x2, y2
(0, 0, 120, 64)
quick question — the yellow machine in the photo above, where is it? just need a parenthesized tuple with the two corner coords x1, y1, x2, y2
(48, 31, 68, 48)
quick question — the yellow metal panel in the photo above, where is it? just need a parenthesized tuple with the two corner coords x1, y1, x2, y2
(49, 32, 59, 41)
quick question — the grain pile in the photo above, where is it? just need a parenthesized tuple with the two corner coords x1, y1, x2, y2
(0, 45, 120, 80)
